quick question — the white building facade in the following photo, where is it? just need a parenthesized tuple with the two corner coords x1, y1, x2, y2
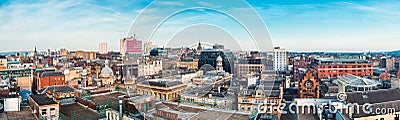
(273, 47, 288, 71)
(138, 59, 162, 76)
(99, 42, 108, 54)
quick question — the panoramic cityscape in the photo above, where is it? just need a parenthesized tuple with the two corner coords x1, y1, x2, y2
(1, 0, 400, 120)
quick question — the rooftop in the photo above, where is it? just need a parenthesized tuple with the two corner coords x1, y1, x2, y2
(240, 80, 282, 97)
(156, 107, 197, 120)
(1, 107, 36, 120)
(162, 102, 249, 119)
(142, 79, 184, 88)
(191, 110, 250, 120)
(342, 99, 400, 118)
(61, 103, 102, 120)
(315, 58, 370, 64)
(346, 89, 400, 104)
(336, 74, 379, 87)
(30, 94, 58, 105)
(128, 94, 153, 102)
(40, 71, 64, 77)
(91, 92, 125, 110)
(37, 85, 76, 94)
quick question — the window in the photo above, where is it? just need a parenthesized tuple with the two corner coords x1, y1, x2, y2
(306, 80, 313, 87)
(50, 108, 56, 115)
(41, 109, 47, 116)
(148, 102, 152, 108)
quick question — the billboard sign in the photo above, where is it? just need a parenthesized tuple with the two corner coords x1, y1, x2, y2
(126, 40, 142, 52)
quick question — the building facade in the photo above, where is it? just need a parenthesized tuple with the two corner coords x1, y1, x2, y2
(120, 36, 142, 57)
(36, 71, 66, 90)
(312, 58, 373, 78)
(273, 47, 288, 71)
(198, 49, 234, 73)
(29, 94, 59, 120)
(236, 56, 266, 78)
(143, 41, 157, 56)
(138, 58, 162, 77)
(176, 58, 198, 71)
(136, 79, 187, 101)
(298, 70, 319, 98)
(99, 42, 108, 54)
(0, 55, 7, 70)
(238, 80, 283, 119)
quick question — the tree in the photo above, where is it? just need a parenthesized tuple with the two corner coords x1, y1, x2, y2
(250, 105, 258, 120)
(177, 95, 181, 105)
(115, 85, 121, 92)
(213, 100, 217, 108)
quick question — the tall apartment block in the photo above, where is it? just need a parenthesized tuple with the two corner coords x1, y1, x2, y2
(273, 47, 288, 71)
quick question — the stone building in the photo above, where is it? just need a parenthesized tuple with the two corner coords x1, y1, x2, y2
(298, 69, 319, 98)
(136, 79, 187, 101)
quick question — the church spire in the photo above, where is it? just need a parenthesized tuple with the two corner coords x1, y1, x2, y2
(34, 46, 37, 54)
(197, 40, 202, 54)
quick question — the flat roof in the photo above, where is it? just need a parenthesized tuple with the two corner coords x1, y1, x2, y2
(315, 58, 370, 64)
(142, 79, 184, 88)
(61, 103, 102, 120)
(30, 94, 58, 105)
(37, 85, 75, 94)
(128, 94, 153, 102)
(4, 107, 36, 120)
(157, 107, 197, 120)
(91, 92, 125, 110)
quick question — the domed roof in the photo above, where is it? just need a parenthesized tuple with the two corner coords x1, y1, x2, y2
(100, 60, 114, 77)
(100, 66, 114, 77)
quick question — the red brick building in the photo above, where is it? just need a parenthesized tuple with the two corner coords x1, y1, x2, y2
(312, 58, 373, 79)
(293, 59, 309, 81)
(379, 72, 391, 81)
(34, 71, 65, 90)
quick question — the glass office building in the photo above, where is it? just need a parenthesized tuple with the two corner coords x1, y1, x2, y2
(198, 49, 235, 74)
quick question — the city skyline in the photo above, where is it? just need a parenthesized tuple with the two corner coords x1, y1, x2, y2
(1, 0, 400, 52)
(2, 1, 400, 120)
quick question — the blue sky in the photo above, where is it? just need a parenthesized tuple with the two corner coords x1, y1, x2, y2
(0, 0, 399, 52)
